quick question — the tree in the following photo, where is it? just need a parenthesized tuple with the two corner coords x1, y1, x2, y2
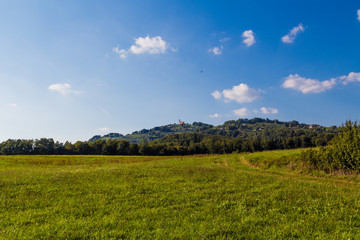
(74, 141, 91, 154)
(34, 138, 54, 154)
(102, 139, 118, 155)
(139, 139, 150, 155)
(117, 140, 130, 155)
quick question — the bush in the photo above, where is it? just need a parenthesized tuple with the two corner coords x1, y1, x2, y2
(302, 120, 360, 173)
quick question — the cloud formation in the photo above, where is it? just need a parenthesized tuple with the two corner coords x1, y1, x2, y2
(358, 9, 360, 21)
(113, 35, 170, 59)
(260, 107, 279, 114)
(211, 90, 222, 100)
(282, 74, 336, 94)
(209, 113, 221, 118)
(242, 30, 255, 47)
(48, 83, 81, 95)
(208, 46, 223, 55)
(112, 47, 127, 59)
(233, 107, 250, 117)
(340, 72, 360, 85)
(281, 24, 305, 43)
(214, 83, 262, 103)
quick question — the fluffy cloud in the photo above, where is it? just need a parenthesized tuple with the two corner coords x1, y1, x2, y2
(260, 107, 279, 114)
(282, 72, 360, 93)
(112, 47, 127, 59)
(340, 72, 360, 85)
(208, 46, 223, 55)
(358, 9, 360, 21)
(113, 35, 170, 59)
(212, 84, 262, 103)
(281, 23, 305, 43)
(48, 83, 81, 95)
(233, 107, 250, 117)
(282, 74, 336, 94)
(242, 30, 255, 47)
(211, 90, 222, 100)
(220, 83, 262, 103)
(209, 113, 221, 118)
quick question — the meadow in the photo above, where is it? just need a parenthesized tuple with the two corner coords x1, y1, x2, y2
(1, 151, 360, 239)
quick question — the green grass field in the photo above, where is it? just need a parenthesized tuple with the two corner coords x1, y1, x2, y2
(1, 151, 360, 239)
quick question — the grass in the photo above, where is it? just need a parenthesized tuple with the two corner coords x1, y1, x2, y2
(1, 152, 360, 239)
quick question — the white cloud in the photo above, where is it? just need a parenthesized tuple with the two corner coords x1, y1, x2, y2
(113, 35, 170, 59)
(233, 107, 250, 117)
(219, 37, 231, 42)
(357, 9, 360, 21)
(112, 47, 127, 59)
(260, 107, 279, 114)
(281, 23, 305, 43)
(221, 83, 262, 103)
(282, 74, 336, 94)
(209, 113, 221, 118)
(242, 30, 255, 47)
(48, 83, 81, 95)
(208, 46, 223, 55)
(99, 127, 111, 132)
(340, 72, 360, 85)
(211, 90, 222, 100)
(130, 36, 167, 54)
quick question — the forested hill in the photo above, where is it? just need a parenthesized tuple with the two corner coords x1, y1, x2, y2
(89, 118, 338, 143)
(89, 122, 212, 143)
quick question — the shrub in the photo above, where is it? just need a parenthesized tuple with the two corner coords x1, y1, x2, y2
(302, 120, 360, 173)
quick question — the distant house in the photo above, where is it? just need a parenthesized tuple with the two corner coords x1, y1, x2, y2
(179, 119, 184, 125)
(309, 124, 320, 129)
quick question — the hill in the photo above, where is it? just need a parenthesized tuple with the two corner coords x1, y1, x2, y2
(89, 118, 338, 143)
(89, 122, 211, 143)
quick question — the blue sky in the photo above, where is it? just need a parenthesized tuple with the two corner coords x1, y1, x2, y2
(1, 0, 360, 142)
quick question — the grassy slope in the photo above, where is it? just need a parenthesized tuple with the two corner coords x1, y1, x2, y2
(1, 153, 360, 239)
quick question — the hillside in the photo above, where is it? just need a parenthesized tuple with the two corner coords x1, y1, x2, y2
(89, 122, 210, 142)
(89, 118, 339, 143)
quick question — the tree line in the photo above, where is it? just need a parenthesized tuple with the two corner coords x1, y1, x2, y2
(0, 130, 336, 155)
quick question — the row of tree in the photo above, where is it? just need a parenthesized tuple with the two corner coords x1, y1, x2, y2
(0, 130, 336, 155)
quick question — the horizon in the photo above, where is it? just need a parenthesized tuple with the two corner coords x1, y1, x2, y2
(1, 0, 360, 143)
